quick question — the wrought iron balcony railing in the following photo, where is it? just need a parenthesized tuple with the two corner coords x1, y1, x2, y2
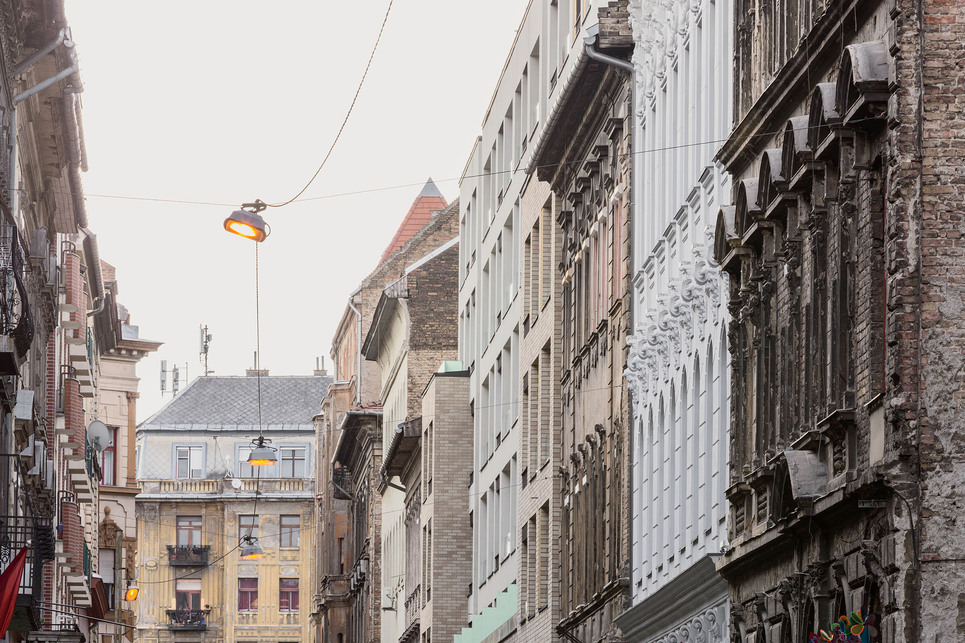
(0, 223, 34, 374)
(166, 544, 210, 566)
(166, 609, 209, 630)
(0, 513, 55, 632)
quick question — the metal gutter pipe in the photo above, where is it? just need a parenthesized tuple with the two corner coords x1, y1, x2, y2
(346, 287, 363, 407)
(9, 32, 83, 218)
(13, 28, 68, 75)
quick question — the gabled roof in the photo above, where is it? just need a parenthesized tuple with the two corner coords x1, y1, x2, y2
(379, 178, 448, 262)
(138, 375, 331, 432)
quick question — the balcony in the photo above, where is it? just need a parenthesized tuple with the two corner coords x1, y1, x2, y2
(167, 545, 210, 566)
(138, 477, 312, 496)
(0, 224, 35, 377)
(0, 514, 56, 632)
(166, 609, 209, 630)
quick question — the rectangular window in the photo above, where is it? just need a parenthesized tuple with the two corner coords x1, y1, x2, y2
(176, 445, 203, 479)
(239, 515, 258, 541)
(280, 515, 300, 547)
(176, 516, 202, 547)
(538, 503, 549, 609)
(238, 447, 256, 478)
(100, 427, 117, 486)
(540, 200, 552, 305)
(238, 578, 258, 611)
(279, 447, 307, 478)
(424, 422, 433, 497)
(279, 578, 299, 612)
(175, 578, 201, 611)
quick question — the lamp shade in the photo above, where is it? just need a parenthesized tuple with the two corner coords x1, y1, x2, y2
(247, 442, 276, 466)
(224, 210, 269, 242)
(240, 539, 264, 560)
(124, 585, 139, 602)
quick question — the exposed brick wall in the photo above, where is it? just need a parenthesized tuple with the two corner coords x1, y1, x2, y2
(714, 0, 965, 639)
(905, 0, 965, 638)
(420, 373, 473, 641)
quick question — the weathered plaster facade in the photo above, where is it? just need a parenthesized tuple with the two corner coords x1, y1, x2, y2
(135, 374, 329, 643)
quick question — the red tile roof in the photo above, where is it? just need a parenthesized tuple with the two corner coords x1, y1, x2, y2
(380, 178, 448, 263)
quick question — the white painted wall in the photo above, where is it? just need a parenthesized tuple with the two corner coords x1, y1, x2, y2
(626, 0, 733, 607)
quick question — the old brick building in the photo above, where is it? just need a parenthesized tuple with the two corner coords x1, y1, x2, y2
(380, 365, 474, 643)
(0, 2, 156, 641)
(712, 0, 965, 640)
(361, 201, 461, 643)
(527, 3, 634, 640)
(315, 181, 459, 643)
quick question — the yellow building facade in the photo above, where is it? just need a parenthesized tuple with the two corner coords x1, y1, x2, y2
(133, 374, 330, 643)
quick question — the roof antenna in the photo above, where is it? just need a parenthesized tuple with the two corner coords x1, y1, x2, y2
(199, 324, 214, 376)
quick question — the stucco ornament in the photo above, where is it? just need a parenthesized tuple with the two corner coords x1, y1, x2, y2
(650, 606, 727, 643)
(625, 248, 726, 417)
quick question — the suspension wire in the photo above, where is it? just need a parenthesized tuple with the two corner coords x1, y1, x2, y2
(35, 603, 136, 629)
(255, 242, 263, 438)
(264, 0, 396, 209)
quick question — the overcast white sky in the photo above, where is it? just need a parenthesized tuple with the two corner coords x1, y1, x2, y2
(63, 1, 529, 422)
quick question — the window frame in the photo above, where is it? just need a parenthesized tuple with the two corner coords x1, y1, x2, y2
(175, 578, 201, 611)
(100, 426, 118, 486)
(236, 443, 275, 478)
(239, 515, 258, 541)
(279, 515, 300, 548)
(176, 516, 202, 547)
(278, 446, 308, 478)
(172, 443, 205, 479)
(278, 578, 299, 612)
(238, 577, 258, 612)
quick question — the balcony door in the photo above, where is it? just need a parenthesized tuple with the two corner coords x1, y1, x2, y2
(175, 578, 201, 610)
(176, 516, 202, 547)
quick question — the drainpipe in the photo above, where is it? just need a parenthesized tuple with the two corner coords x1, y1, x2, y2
(346, 287, 363, 408)
(9, 28, 83, 217)
(85, 296, 106, 317)
(583, 23, 636, 326)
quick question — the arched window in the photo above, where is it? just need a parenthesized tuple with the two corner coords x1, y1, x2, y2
(718, 329, 729, 525)
(657, 396, 667, 569)
(669, 383, 678, 558)
(680, 368, 690, 550)
(644, 407, 655, 579)
(706, 341, 716, 533)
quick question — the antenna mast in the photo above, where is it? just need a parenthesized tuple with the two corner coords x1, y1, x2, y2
(200, 324, 214, 376)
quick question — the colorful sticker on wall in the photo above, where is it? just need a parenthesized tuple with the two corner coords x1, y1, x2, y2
(808, 610, 878, 643)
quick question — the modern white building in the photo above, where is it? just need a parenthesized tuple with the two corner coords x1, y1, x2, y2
(618, 0, 733, 641)
(457, 2, 621, 640)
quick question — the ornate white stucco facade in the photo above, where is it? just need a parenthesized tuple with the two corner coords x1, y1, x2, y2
(619, 0, 733, 641)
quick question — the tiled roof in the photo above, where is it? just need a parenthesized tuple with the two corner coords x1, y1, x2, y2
(139, 375, 331, 432)
(379, 178, 448, 262)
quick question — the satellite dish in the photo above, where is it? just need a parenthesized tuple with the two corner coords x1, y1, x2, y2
(231, 478, 243, 490)
(87, 421, 110, 452)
